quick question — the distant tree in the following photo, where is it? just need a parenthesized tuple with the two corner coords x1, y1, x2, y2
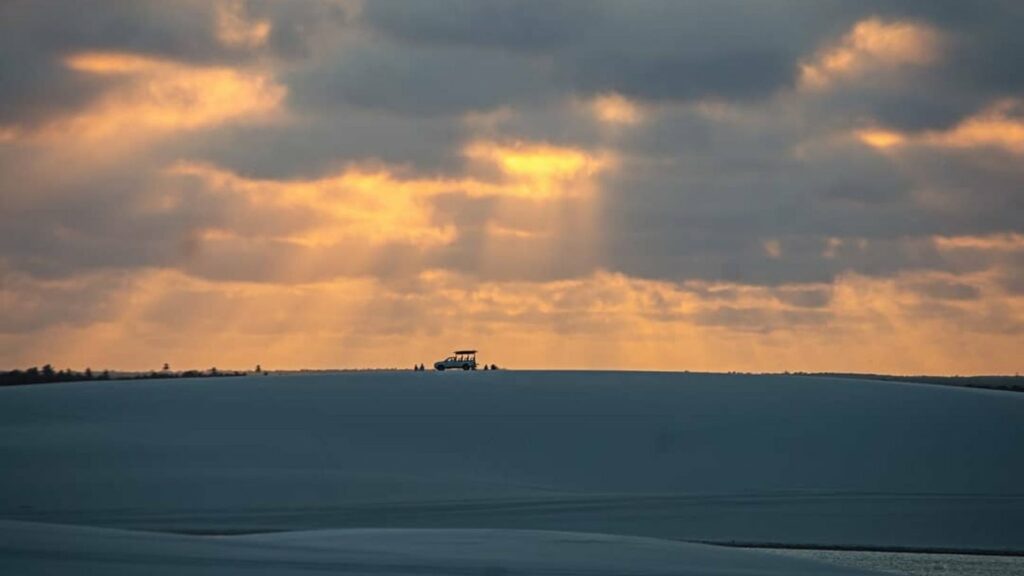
(99, 370, 110, 380)
(255, 364, 262, 374)
(490, 364, 498, 370)
(84, 368, 93, 379)
(162, 363, 170, 372)
(42, 364, 55, 379)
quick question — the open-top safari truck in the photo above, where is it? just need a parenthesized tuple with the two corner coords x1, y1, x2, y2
(434, 350, 477, 371)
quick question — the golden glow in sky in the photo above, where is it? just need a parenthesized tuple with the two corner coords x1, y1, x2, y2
(1, 6, 1021, 374)
(61, 52, 285, 137)
(800, 18, 940, 90)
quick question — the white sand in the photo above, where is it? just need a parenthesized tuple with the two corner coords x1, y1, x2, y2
(1, 371, 1021, 573)
(0, 519, 877, 575)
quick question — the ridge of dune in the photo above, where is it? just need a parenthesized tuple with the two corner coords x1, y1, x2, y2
(1, 370, 1021, 572)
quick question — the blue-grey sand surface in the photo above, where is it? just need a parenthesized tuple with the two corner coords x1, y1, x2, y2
(2, 371, 1021, 574)
(757, 548, 1024, 576)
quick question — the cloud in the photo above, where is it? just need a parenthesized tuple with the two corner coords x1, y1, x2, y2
(0, 0, 341, 130)
(361, 0, 597, 51)
(585, 93, 645, 126)
(376, 2, 829, 99)
(907, 279, 980, 301)
(4, 268, 1020, 374)
(857, 99, 1024, 154)
(799, 18, 941, 91)
(215, 1, 272, 49)
(1, 1, 1022, 373)
(64, 137, 613, 285)
(48, 51, 285, 142)
(287, 38, 551, 117)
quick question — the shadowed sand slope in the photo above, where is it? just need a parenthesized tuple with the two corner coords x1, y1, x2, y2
(0, 520, 879, 575)
(1, 371, 1022, 551)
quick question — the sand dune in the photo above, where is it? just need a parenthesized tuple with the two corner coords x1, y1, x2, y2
(0, 519, 879, 575)
(1, 371, 1021, 572)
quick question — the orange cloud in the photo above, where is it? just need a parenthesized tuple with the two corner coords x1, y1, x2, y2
(463, 140, 612, 199)
(169, 162, 455, 249)
(216, 0, 272, 49)
(854, 128, 906, 149)
(800, 18, 940, 90)
(587, 93, 644, 126)
(7, 267, 1021, 375)
(46, 51, 285, 143)
(933, 233, 1024, 252)
(856, 100, 1024, 154)
(167, 138, 612, 280)
(924, 102, 1024, 153)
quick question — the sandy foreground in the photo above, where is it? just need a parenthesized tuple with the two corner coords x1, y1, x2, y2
(1, 371, 1021, 574)
(1, 520, 876, 575)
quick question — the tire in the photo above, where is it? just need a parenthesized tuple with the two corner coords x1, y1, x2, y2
(462, 364, 470, 370)
(436, 365, 445, 371)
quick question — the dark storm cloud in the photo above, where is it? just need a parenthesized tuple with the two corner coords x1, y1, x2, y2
(896, 146, 1024, 235)
(594, 79, 1022, 286)
(554, 3, 818, 102)
(361, 1, 844, 103)
(362, 0, 598, 51)
(288, 39, 551, 117)
(356, 1, 1024, 132)
(181, 110, 467, 179)
(886, 1, 1024, 129)
(0, 158, 217, 278)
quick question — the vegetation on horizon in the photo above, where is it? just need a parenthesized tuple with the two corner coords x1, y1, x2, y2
(1, 366, 1019, 393)
(0, 365, 249, 387)
(792, 372, 1024, 393)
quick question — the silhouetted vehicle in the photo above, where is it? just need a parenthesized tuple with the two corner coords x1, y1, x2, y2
(434, 350, 477, 371)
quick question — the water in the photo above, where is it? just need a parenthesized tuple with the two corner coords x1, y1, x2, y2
(755, 548, 1024, 576)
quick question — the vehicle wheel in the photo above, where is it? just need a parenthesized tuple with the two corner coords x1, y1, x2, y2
(436, 365, 445, 371)
(462, 364, 470, 370)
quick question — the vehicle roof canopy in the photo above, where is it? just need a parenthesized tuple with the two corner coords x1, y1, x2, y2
(454, 350, 477, 355)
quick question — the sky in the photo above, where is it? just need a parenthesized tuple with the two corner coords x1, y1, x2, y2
(1, 1, 1022, 374)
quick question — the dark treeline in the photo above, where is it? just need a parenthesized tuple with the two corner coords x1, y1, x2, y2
(3, 366, 1019, 392)
(1, 365, 248, 387)
(793, 372, 1024, 393)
